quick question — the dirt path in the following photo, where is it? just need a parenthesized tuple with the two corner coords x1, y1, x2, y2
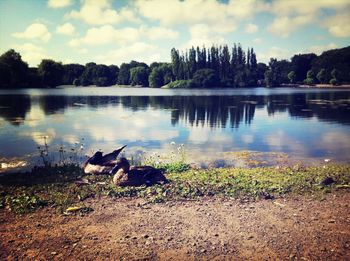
(1, 192, 350, 260)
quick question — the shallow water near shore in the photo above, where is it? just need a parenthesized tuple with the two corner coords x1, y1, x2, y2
(0, 87, 349, 171)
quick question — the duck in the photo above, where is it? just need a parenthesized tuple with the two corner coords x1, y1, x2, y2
(83, 145, 126, 175)
(111, 157, 168, 187)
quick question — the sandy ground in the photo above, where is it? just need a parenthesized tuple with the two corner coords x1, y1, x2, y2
(1, 192, 350, 260)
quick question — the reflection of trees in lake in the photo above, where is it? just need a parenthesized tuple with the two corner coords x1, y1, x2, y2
(266, 92, 350, 125)
(1, 92, 350, 127)
(0, 95, 30, 125)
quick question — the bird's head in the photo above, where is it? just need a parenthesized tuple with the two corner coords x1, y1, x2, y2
(109, 157, 130, 174)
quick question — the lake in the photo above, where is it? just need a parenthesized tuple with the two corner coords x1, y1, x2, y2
(0, 87, 350, 171)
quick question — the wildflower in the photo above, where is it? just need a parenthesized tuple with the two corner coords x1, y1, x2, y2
(170, 141, 176, 146)
(80, 145, 84, 150)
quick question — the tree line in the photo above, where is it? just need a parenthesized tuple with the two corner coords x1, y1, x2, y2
(0, 45, 349, 88)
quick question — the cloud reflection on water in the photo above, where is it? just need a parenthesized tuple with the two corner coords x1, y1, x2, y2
(0, 89, 349, 166)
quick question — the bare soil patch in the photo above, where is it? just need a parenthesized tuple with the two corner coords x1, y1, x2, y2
(1, 192, 350, 260)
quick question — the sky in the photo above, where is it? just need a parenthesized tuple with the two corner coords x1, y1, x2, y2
(0, 0, 349, 67)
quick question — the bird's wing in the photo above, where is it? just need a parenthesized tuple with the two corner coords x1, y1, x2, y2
(101, 145, 127, 163)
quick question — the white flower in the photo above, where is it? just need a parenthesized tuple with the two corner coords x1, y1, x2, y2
(170, 141, 176, 146)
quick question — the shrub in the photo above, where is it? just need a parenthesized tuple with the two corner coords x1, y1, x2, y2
(167, 80, 194, 89)
(329, 78, 338, 85)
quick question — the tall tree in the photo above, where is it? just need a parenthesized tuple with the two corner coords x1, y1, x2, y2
(0, 49, 29, 88)
(38, 59, 63, 87)
(171, 48, 180, 80)
(130, 66, 150, 86)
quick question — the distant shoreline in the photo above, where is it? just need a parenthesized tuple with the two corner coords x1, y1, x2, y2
(1, 84, 350, 90)
(281, 83, 350, 89)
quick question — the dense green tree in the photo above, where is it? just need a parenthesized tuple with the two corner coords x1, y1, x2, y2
(108, 65, 119, 85)
(264, 69, 274, 87)
(288, 71, 296, 83)
(316, 68, 326, 84)
(79, 62, 95, 86)
(304, 70, 315, 84)
(1, 44, 349, 89)
(291, 53, 317, 82)
(0, 49, 29, 88)
(219, 45, 231, 85)
(38, 59, 63, 87)
(171, 48, 180, 80)
(130, 66, 149, 86)
(62, 64, 85, 85)
(311, 46, 350, 83)
(330, 68, 339, 85)
(149, 67, 163, 88)
(331, 68, 339, 79)
(193, 68, 219, 88)
(117, 63, 131, 85)
(265, 58, 291, 87)
(148, 63, 173, 88)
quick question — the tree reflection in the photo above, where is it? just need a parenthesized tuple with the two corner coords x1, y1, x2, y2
(1, 92, 350, 127)
(0, 95, 30, 125)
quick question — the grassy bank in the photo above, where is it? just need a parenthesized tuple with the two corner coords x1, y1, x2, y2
(0, 164, 349, 214)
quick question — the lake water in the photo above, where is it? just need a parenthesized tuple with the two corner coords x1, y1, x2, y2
(0, 87, 350, 171)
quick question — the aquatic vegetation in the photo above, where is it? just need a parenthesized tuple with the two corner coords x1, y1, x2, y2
(36, 136, 87, 167)
(142, 142, 190, 173)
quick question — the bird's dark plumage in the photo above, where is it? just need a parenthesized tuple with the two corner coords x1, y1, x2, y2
(84, 145, 127, 174)
(112, 157, 167, 186)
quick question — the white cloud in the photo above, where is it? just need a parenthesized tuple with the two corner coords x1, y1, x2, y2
(69, 25, 178, 47)
(323, 13, 350, 37)
(20, 128, 56, 146)
(245, 23, 258, 34)
(72, 26, 142, 46)
(67, 0, 140, 25)
(56, 22, 75, 36)
(257, 46, 292, 62)
(241, 134, 254, 144)
(184, 23, 228, 48)
(308, 43, 338, 55)
(268, 0, 350, 38)
(48, 0, 72, 8)
(12, 23, 51, 42)
(96, 42, 161, 64)
(227, 0, 269, 19)
(268, 15, 315, 38)
(253, 38, 262, 44)
(270, 0, 350, 16)
(142, 26, 179, 40)
(135, 0, 225, 26)
(13, 43, 50, 66)
(135, 0, 267, 26)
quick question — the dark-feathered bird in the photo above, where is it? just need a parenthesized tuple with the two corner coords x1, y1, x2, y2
(83, 145, 126, 174)
(111, 157, 167, 186)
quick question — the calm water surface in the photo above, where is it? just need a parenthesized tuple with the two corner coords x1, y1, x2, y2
(0, 87, 349, 169)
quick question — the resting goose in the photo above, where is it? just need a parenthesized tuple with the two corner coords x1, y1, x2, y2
(111, 157, 167, 186)
(83, 145, 126, 175)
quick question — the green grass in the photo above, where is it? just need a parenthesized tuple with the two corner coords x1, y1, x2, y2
(0, 164, 349, 214)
